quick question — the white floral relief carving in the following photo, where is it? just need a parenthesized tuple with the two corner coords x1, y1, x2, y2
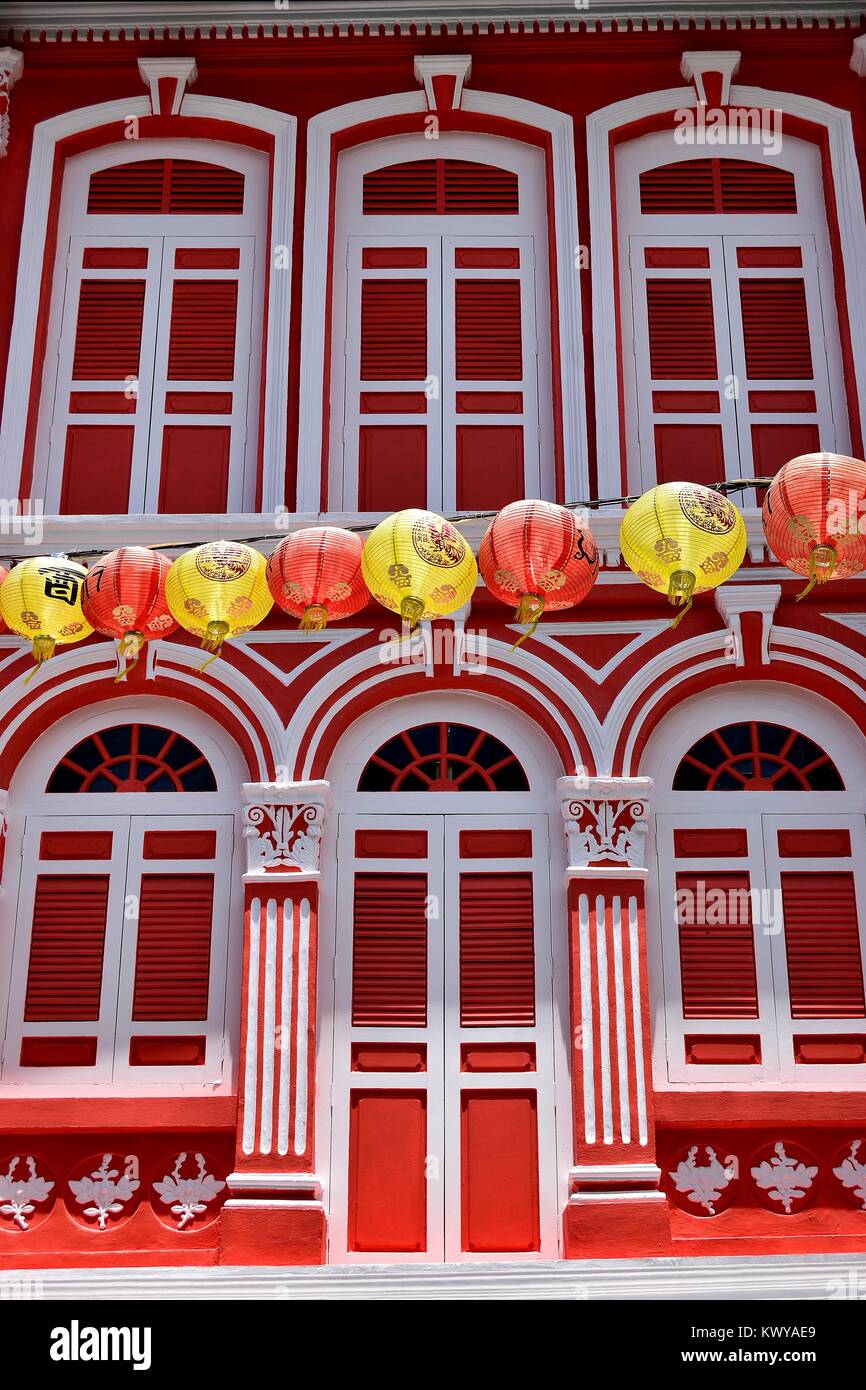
(244, 802, 324, 873)
(68, 1154, 140, 1230)
(565, 797, 648, 868)
(152, 1152, 225, 1229)
(834, 1140, 866, 1210)
(0, 1156, 54, 1230)
(751, 1142, 818, 1214)
(669, 1145, 736, 1215)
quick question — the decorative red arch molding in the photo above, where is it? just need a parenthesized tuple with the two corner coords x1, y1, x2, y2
(295, 667, 590, 784)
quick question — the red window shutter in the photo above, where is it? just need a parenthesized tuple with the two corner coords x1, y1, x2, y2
(459, 872, 536, 1027)
(646, 280, 717, 379)
(87, 159, 244, 215)
(71, 280, 146, 380)
(455, 280, 522, 380)
(640, 159, 716, 214)
(131, 873, 214, 1021)
(24, 875, 110, 1022)
(362, 160, 518, 216)
(443, 161, 519, 214)
(739, 278, 813, 380)
(676, 871, 759, 1019)
(719, 160, 797, 213)
(360, 280, 427, 380)
(640, 158, 796, 215)
(167, 160, 244, 214)
(166, 280, 238, 380)
(351, 873, 428, 1027)
(87, 160, 165, 213)
(781, 871, 866, 1019)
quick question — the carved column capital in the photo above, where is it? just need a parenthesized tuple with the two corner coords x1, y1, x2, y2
(558, 775, 653, 872)
(0, 49, 24, 159)
(242, 780, 330, 878)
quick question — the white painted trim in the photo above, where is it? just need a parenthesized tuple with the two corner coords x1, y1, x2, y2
(3, 1251, 866, 1299)
(297, 84, 588, 510)
(587, 83, 866, 496)
(0, 91, 296, 513)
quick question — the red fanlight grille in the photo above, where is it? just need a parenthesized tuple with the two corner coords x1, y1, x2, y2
(640, 158, 796, 215)
(87, 159, 244, 215)
(362, 159, 519, 215)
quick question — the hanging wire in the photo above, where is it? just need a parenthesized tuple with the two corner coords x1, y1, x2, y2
(2, 477, 774, 563)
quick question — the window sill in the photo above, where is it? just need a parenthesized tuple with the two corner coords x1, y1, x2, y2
(0, 1094, 238, 1133)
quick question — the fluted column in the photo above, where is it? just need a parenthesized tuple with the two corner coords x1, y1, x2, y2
(558, 775, 671, 1257)
(220, 781, 329, 1266)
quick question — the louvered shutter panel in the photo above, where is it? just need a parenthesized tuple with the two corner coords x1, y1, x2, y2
(727, 240, 827, 484)
(351, 873, 428, 1027)
(455, 280, 522, 380)
(360, 280, 427, 379)
(640, 159, 796, 215)
(87, 159, 244, 215)
(459, 872, 536, 1027)
(131, 873, 215, 1021)
(362, 160, 518, 216)
(634, 241, 728, 487)
(676, 871, 759, 1018)
(150, 239, 255, 513)
(781, 871, 866, 1019)
(24, 875, 109, 1022)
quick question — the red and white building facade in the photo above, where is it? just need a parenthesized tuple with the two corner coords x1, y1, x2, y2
(2, 2, 866, 1282)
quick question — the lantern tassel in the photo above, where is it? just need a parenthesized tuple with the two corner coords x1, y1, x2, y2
(299, 604, 328, 631)
(795, 544, 837, 601)
(199, 620, 230, 670)
(511, 594, 545, 650)
(25, 634, 56, 684)
(115, 631, 143, 683)
(400, 596, 426, 631)
(668, 570, 696, 629)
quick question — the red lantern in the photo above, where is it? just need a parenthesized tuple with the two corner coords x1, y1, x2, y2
(0, 566, 8, 634)
(82, 546, 177, 677)
(762, 452, 866, 598)
(266, 527, 369, 630)
(479, 499, 599, 643)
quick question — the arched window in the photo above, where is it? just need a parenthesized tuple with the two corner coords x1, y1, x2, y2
(358, 722, 529, 791)
(35, 140, 267, 515)
(673, 720, 844, 791)
(330, 133, 554, 513)
(46, 723, 217, 793)
(615, 130, 849, 496)
(655, 709, 866, 1086)
(2, 713, 235, 1087)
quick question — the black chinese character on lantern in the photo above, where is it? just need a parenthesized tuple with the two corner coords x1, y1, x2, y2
(38, 567, 80, 606)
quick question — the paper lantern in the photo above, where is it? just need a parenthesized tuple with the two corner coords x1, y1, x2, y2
(620, 482, 747, 626)
(266, 527, 369, 630)
(361, 509, 478, 628)
(0, 566, 8, 635)
(479, 499, 599, 642)
(762, 451, 866, 598)
(0, 555, 92, 668)
(82, 546, 177, 677)
(165, 540, 273, 657)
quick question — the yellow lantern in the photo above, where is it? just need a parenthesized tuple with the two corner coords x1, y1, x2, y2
(619, 482, 747, 626)
(361, 509, 478, 628)
(165, 540, 273, 657)
(0, 556, 93, 669)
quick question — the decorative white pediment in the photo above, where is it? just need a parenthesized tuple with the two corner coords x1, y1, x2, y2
(413, 54, 472, 111)
(714, 583, 781, 666)
(680, 50, 741, 106)
(138, 57, 198, 116)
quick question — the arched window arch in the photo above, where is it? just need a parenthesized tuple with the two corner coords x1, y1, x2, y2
(34, 139, 268, 515)
(329, 131, 555, 513)
(358, 721, 530, 792)
(1, 702, 243, 1090)
(615, 129, 849, 498)
(647, 691, 866, 1088)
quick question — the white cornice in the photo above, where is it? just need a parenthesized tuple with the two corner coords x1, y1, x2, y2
(2, 3, 864, 42)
